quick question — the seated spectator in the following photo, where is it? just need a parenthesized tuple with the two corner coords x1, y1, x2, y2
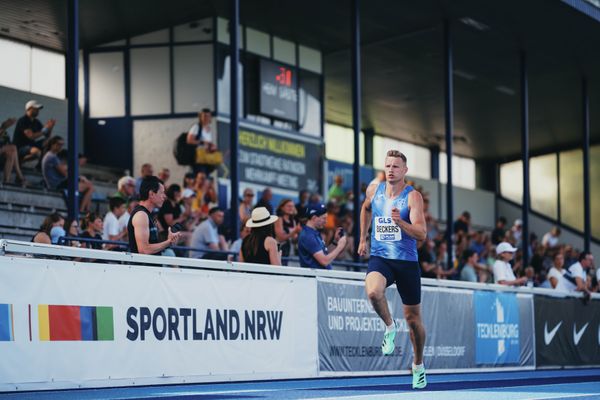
(157, 168, 170, 186)
(186, 109, 218, 174)
(42, 139, 94, 213)
(158, 184, 191, 244)
(189, 207, 228, 259)
(229, 225, 251, 261)
(469, 231, 486, 258)
(542, 226, 561, 248)
(80, 213, 104, 250)
(453, 211, 471, 235)
(192, 171, 217, 216)
(328, 175, 346, 206)
(418, 239, 439, 278)
(435, 240, 457, 279)
(493, 242, 527, 286)
(239, 188, 255, 225)
(274, 199, 301, 263)
(567, 251, 594, 294)
(298, 203, 347, 270)
(0, 117, 26, 186)
(63, 218, 82, 247)
(239, 207, 281, 266)
(135, 163, 154, 194)
(511, 219, 523, 247)
(255, 187, 274, 214)
(32, 212, 64, 244)
(460, 249, 479, 282)
(524, 266, 536, 288)
(103, 197, 128, 248)
(113, 176, 136, 203)
(13, 100, 55, 163)
(183, 172, 196, 191)
(295, 189, 310, 220)
(548, 253, 573, 293)
(491, 217, 507, 245)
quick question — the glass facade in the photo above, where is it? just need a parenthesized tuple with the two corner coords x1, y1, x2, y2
(559, 149, 584, 231)
(530, 154, 558, 219)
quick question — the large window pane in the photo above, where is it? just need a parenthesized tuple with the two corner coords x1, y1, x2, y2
(559, 149, 583, 231)
(299, 70, 322, 136)
(130, 47, 171, 116)
(0, 38, 31, 91)
(499, 160, 523, 204)
(216, 48, 244, 116)
(439, 153, 475, 189)
(31, 48, 65, 99)
(530, 154, 558, 219)
(374, 136, 431, 179)
(89, 52, 125, 118)
(324, 124, 364, 164)
(173, 45, 214, 113)
(592, 145, 600, 239)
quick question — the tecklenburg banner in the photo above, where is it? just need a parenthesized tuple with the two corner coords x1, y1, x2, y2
(0, 258, 318, 390)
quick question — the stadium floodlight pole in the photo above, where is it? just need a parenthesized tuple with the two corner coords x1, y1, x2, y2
(229, 0, 240, 240)
(67, 0, 80, 221)
(582, 77, 591, 253)
(351, 0, 361, 261)
(520, 50, 530, 268)
(443, 19, 454, 269)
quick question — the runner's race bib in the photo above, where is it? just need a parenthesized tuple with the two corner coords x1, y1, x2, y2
(374, 216, 402, 241)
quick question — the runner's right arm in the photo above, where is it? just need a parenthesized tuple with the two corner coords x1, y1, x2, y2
(357, 183, 377, 257)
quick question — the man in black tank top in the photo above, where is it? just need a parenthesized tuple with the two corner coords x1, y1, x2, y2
(128, 176, 181, 255)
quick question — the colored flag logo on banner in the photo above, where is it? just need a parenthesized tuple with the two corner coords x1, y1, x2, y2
(38, 305, 114, 341)
(0, 304, 15, 341)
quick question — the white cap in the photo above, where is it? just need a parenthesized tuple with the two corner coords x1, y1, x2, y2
(25, 100, 43, 110)
(496, 242, 517, 254)
(182, 188, 196, 199)
(514, 219, 523, 226)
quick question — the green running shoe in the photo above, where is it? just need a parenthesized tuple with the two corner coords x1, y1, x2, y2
(412, 366, 427, 389)
(381, 322, 396, 355)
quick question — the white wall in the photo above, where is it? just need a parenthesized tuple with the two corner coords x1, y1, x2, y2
(497, 198, 600, 259)
(133, 118, 197, 184)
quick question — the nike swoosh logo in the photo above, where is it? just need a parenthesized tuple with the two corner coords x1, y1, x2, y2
(574, 323, 589, 345)
(544, 321, 562, 345)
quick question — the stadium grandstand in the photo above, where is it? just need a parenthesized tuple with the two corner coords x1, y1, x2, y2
(0, 0, 599, 399)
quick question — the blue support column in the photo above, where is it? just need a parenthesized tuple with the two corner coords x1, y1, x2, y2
(67, 0, 80, 221)
(229, 0, 240, 240)
(351, 0, 361, 260)
(520, 51, 530, 267)
(582, 77, 591, 253)
(443, 19, 454, 268)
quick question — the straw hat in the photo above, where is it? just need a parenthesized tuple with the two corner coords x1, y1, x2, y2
(245, 207, 278, 228)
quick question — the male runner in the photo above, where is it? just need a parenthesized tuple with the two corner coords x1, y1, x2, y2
(358, 149, 428, 389)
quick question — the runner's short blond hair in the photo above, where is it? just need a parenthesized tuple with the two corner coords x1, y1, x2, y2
(386, 150, 407, 164)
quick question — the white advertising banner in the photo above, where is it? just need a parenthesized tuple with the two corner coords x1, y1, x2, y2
(0, 258, 318, 391)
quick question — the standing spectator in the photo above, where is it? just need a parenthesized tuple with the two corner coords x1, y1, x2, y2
(493, 242, 527, 286)
(128, 176, 181, 255)
(135, 163, 154, 195)
(328, 175, 346, 206)
(157, 168, 170, 186)
(0, 117, 26, 186)
(113, 176, 136, 203)
(32, 212, 64, 244)
(189, 207, 228, 259)
(511, 219, 523, 247)
(453, 211, 471, 235)
(80, 213, 104, 250)
(239, 207, 281, 265)
(542, 226, 561, 248)
(13, 100, 55, 163)
(255, 187, 274, 214)
(548, 253, 573, 293)
(297, 203, 347, 270)
(42, 138, 94, 213)
(274, 199, 301, 263)
(418, 239, 438, 279)
(239, 188, 255, 225)
(491, 217, 507, 245)
(187, 108, 219, 174)
(103, 197, 128, 244)
(158, 184, 189, 238)
(567, 252, 594, 294)
(296, 189, 310, 219)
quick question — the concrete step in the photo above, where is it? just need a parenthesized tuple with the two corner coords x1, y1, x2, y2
(0, 231, 33, 241)
(0, 207, 54, 231)
(0, 185, 66, 211)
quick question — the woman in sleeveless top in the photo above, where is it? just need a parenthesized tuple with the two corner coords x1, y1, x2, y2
(239, 207, 281, 266)
(274, 199, 301, 265)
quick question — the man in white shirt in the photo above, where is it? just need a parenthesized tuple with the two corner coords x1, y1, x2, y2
(567, 252, 594, 293)
(493, 242, 527, 286)
(548, 253, 574, 293)
(542, 226, 561, 248)
(103, 197, 128, 244)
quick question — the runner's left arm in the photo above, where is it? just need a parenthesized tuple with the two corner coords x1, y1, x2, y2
(391, 190, 427, 241)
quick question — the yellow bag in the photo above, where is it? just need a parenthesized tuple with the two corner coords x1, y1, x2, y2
(195, 148, 223, 165)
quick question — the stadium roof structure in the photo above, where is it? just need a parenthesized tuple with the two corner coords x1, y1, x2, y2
(1, 0, 600, 160)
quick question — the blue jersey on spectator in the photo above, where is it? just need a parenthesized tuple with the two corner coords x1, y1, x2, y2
(298, 225, 331, 270)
